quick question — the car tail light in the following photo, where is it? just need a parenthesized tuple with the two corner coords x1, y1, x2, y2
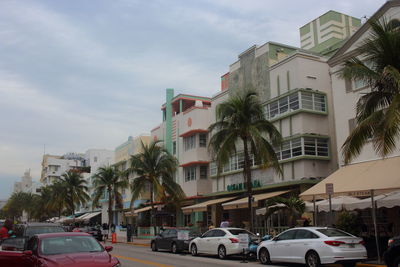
(359, 240, 365, 246)
(388, 239, 394, 246)
(324, 240, 345, 246)
(229, 238, 239, 243)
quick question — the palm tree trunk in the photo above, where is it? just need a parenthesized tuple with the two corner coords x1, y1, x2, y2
(243, 137, 254, 232)
(71, 193, 75, 225)
(108, 187, 113, 239)
(150, 182, 156, 236)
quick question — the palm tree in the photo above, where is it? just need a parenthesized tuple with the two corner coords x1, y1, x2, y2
(59, 170, 90, 217)
(92, 166, 128, 230)
(127, 140, 185, 234)
(209, 90, 282, 231)
(340, 18, 400, 164)
(48, 181, 68, 218)
(268, 196, 306, 227)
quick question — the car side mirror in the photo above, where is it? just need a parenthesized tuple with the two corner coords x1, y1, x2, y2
(23, 250, 33, 256)
(105, 246, 113, 252)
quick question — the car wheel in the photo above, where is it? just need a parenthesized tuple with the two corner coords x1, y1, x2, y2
(218, 245, 227, 259)
(306, 251, 321, 267)
(171, 242, 178, 254)
(259, 248, 271, 265)
(342, 262, 356, 267)
(191, 244, 198, 256)
(151, 241, 158, 252)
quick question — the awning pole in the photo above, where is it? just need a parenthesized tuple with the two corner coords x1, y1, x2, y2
(328, 194, 333, 226)
(313, 195, 316, 226)
(371, 189, 380, 263)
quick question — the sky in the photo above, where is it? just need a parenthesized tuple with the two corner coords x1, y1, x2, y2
(0, 0, 386, 199)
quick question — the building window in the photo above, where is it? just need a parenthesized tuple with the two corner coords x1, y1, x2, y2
(199, 133, 207, 147)
(94, 156, 98, 163)
(353, 79, 367, 90)
(200, 166, 208, 179)
(185, 166, 196, 182)
(264, 90, 326, 120)
(173, 141, 177, 155)
(210, 162, 217, 176)
(184, 135, 196, 151)
(184, 214, 191, 226)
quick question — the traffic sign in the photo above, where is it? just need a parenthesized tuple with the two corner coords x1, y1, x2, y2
(325, 183, 334, 195)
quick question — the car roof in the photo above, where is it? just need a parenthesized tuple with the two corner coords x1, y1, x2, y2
(20, 223, 63, 227)
(35, 232, 91, 239)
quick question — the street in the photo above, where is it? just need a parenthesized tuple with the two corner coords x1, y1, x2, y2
(110, 243, 269, 267)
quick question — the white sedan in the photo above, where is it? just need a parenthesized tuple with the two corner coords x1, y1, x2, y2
(189, 228, 255, 259)
(257, 227, 367, 267)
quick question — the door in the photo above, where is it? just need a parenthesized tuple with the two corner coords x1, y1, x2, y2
(158, 230, 170, 249)
(268, 229, 297, 262)
(0, 238, 33, 267)
(291, 229, 319, 263)
(167, 229, 178, 249)
(197, 230, 215, 253)
(209, 229, 226, 255)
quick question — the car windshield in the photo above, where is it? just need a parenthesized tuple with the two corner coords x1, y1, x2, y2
(40, 236, 103, 255)
(317, 228, 352, 237)
(26, 227, 65, 237)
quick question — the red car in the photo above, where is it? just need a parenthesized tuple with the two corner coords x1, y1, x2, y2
(0, 232, 120, 267)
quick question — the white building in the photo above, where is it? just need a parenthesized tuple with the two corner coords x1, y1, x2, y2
(13, 169, 41, 195)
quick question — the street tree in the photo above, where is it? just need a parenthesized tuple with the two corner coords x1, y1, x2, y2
(209, 90, 282, 231)
(59, 170, 90, 217)
(127, 140, 185, 234)
(92, 166, 128, 229)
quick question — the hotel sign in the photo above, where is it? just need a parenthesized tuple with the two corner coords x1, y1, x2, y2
(227, 180, 261, 192)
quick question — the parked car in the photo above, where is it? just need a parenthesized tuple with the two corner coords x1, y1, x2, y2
(384, 235, 400, 267)
(6, 223, 66, 250)
(151, 228, 199, 253)
(14, 223, 65, 239)
(73, 226, 103, 241)
(0, 232, 120, 267)
(257, 227, 367, 267)
(189, 227, 257, 259)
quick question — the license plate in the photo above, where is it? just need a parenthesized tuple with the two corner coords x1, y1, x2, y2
(348, 244, 355, 248)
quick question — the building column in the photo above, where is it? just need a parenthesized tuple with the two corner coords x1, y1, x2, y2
(165, 88, 174, 153)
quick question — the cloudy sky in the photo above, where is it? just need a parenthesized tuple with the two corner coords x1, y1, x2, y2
(0, 0, 386, 198)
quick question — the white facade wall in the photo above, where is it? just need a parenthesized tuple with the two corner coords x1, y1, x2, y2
(330, 5, 400, 166)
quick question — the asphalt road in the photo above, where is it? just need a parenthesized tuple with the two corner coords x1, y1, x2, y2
(110, 242, 272, 267)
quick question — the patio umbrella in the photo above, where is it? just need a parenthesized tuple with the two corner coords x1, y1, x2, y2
(314, 196, 360, 212)
(376, 190, 400, 208)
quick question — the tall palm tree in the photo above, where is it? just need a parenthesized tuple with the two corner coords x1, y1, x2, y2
(59, 170, 90, 217)
(209, 90, 282, 231)
(340, 18, 400, 163)
(48, 181, 68, 218)
(92, 166, 128, 229)
(127, 140, 185, 233)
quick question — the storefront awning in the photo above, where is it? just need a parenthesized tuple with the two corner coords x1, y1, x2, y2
(182, 197, 235, 214)
(300, 156, 400, 201)
(222, 190, 290, 210)
(80, 211, 101, 221)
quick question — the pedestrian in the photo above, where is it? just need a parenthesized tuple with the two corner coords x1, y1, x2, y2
(0, 219, 14, 241)
(102, 223, 109, 241)
(220, 216, 230, 228)
(111, 223, 116, 233)
(127, 224, 132, 242)
(208, 223, 215, 230)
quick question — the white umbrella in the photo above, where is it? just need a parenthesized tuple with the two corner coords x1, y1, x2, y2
(344, 194, 387, 210)
(315, 196, 360, 212)
(376, 190, 400, 208)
